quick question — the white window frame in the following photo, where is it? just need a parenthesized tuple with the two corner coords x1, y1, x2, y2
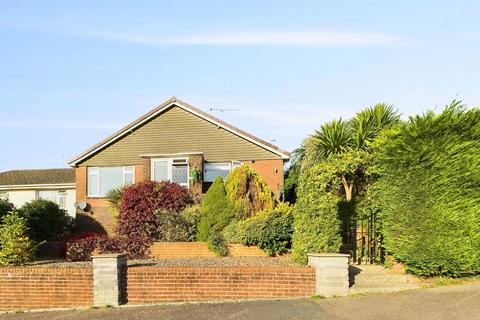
(87, 166, 136, 197)
(203, 161, 243, 183)
(36, 190, 67, 210)
(151, 157, 190, 188)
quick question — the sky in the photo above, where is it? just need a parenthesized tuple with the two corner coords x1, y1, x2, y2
(0, 1, 479, 171)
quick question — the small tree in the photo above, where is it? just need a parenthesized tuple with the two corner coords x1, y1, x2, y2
(224, 165, 276, 219)
(0, 213, 37, 266)
(198, 177, 233, 241)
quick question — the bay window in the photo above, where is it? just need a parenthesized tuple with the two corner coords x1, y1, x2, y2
(87, 166, 135, 197)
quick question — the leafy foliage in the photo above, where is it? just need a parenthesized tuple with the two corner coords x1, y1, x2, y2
(207, 230, 229, 257)
(66, 235, 100, 262)
(117, 181, 193, 242)
(18, 199, 74, 242)
(292, 164, 343, 264)
(0, 198, 15, 224)
(224, 165, 276, 218)
(0, 213, 37, 266)
(154, 208, 199, 242)
(372, 102, 480, 276)
(236, 203, 294, 256)
(197, 177, 234, 241)
(105, 187, 123, 218)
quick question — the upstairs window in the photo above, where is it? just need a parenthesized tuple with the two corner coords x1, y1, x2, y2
(87, 166, 135, 197)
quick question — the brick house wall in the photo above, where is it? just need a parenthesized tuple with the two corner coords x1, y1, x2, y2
(0, 268, 93, 311)
(127, 266, 315, 304)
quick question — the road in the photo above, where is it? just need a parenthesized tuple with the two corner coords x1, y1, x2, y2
(1, 281, 479, 320)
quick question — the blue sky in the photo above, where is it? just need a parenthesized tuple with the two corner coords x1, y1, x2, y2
(0, 1, 479, 171)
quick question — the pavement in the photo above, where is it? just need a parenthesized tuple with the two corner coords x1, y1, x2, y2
(1, 280, 479, 320)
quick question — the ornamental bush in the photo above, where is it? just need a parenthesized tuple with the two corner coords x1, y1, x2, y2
(292, 164, 343, 264)
(0, 198, 15, 224)
(18, 199, 74, 242)
(372, 103, 480, 277)
(117, 181, 193, 241)
(66, 235, 99, 262)
(154, 208, 198, 242)
(207, 230, 229, 257)
(197, 177, 234, 241)
(0, 213, 37, 266)
(224, 165, 276, 219)
(236, 203, 294, 256)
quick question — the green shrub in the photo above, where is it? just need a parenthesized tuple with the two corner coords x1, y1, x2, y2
(154, 208, 198, 242)
(0, 198, 15, 223)
(0, 213, 37, 266)
(180, 205, 201, 242)
(224, 165, 276, 218)
(207, 231, 229, 257)
(18, 199, 74, 242)
(236, 203, 294, 256)
(292, 164, 343, 264)
(221, 220, 239, 243)
(197, 177, 234, 241)
(372, 103, 480, 277)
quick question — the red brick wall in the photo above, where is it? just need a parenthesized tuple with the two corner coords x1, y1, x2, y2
(127, 266, 315, 304)
(149, 242, 267, 259)
(0, 268, 93, 311)
(245, 159, 284, 196)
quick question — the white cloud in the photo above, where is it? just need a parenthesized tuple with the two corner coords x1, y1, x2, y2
(9, 23, 409, 47)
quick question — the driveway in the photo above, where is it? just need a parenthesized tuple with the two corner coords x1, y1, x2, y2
(1, 281, 479, 320)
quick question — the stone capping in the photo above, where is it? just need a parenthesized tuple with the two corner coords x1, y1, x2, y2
(307, 253, 350, 297)
(92, 253, 127, 307)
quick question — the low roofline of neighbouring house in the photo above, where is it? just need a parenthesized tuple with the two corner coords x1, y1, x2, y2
(68, 97, 291, 166)
(0, 183, 76, 191)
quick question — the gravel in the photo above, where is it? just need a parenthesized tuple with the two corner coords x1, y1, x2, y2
(21, 256, 303, 269)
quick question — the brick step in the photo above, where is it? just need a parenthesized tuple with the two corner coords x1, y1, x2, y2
(350, 283, 421, 294)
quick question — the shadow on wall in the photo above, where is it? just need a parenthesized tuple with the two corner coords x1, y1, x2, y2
(75, 212, 108, 234)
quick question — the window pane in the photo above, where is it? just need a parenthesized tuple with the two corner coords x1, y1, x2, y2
(0, 191, 7, 200)
(204, 163, 231, 182)
(172, 165, 188, 185)
(87, 168, 99, 196)
(58, 195, 67, 209)
(153, 160, 168, 182)
(38, 190, 58, 203)
(124, 166, 134, 185)
(100, 167, 123, 196)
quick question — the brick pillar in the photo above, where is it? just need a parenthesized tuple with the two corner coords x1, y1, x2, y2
(92, 254, 127, 307)
(308, 253, 349, 297)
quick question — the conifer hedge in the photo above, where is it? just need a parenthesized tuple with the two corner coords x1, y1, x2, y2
(373, 103, 480, 276)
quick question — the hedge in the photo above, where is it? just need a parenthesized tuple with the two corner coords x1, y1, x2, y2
(373, 104, 480, 276)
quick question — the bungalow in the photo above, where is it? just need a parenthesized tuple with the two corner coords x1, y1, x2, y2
(69, 97, 290, 233)
(0, 168, 76, 217)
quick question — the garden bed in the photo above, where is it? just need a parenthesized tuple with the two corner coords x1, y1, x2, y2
(25, 255, 301, 268)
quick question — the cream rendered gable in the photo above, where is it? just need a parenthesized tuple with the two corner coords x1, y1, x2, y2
(80, 106, 281, 167)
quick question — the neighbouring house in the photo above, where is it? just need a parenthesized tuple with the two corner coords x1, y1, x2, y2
(0, 168, 76, 217)
(69, 97, 290, 233)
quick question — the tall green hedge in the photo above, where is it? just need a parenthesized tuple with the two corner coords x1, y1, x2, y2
(373, 103, 480, 277)
(292, 163, 343, 264)
(197, 177, 234, 241)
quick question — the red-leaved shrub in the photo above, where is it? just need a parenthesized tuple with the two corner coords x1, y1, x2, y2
(117, 181, 193, 241)
(66, 234, 150, 261)
(58, 231, 105, 258)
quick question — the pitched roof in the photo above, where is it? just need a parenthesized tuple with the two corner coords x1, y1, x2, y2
(0, 168, 75, 187)
(69, 97, 290, 166)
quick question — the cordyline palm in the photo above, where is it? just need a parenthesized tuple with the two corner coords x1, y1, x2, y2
(308, 103, 400, 200)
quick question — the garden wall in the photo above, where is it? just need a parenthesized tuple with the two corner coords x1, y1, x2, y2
(127, 266, 315, 304)
(0, 268, 93, 311)
(149, 242, 267, 258)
